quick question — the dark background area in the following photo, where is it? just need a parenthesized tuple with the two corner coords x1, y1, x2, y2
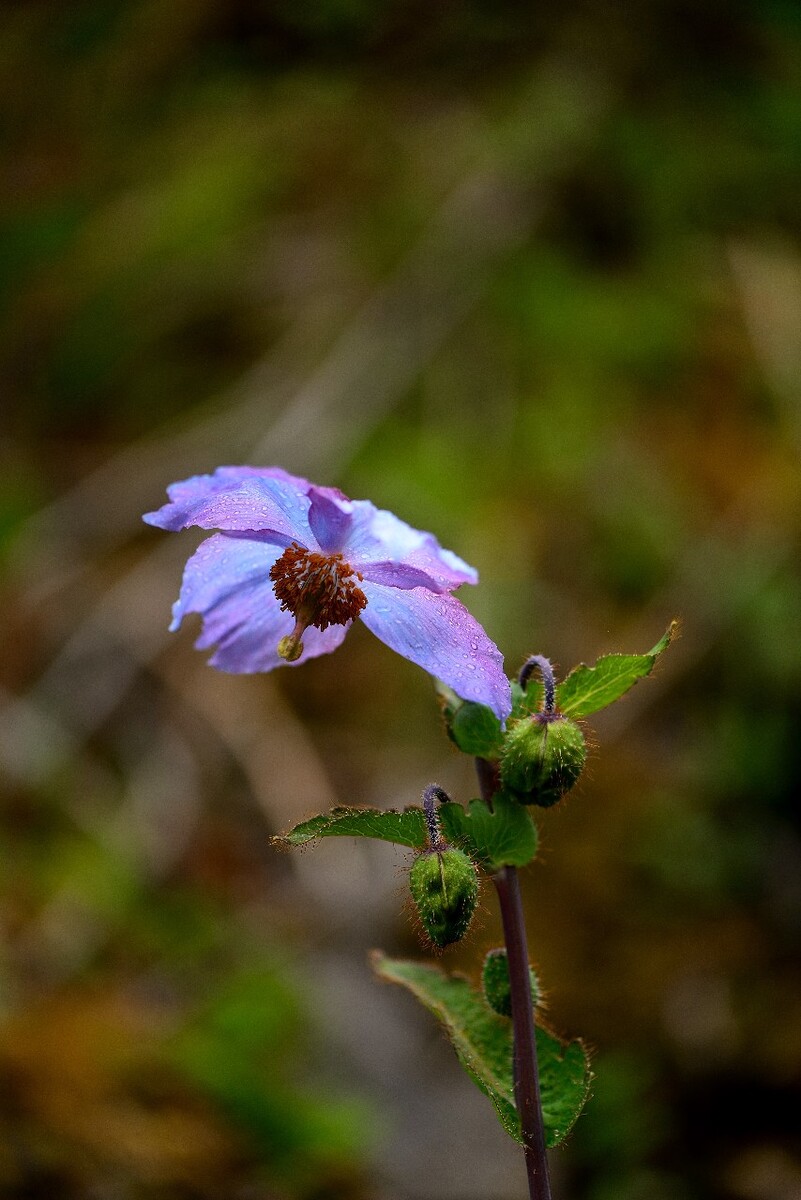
(1, 2, 800, 1197)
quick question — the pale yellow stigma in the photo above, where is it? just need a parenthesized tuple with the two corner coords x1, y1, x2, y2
(277, 633, 304, 662)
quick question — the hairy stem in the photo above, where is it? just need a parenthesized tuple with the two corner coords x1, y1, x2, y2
(422, 783, 449, 849)
(476, 759, 552, 1200)
(518, 655, 556, 714)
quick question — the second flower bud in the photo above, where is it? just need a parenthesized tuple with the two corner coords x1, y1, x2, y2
(500, 713, 586, 807)
(409, 847, 478, 949)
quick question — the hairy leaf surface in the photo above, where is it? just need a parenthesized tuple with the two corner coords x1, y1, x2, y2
(556, 621, 676, 718)
(277, 806, 427, 849)
(438, 792, 538, 869)
(372, 955, 592, 1147)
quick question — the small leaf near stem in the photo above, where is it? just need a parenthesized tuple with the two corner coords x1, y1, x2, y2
(437, 792, 539, 870)
(518, 656, 556, 715)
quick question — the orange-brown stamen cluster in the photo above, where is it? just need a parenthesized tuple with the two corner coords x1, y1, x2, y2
(270, 543, 367, 661)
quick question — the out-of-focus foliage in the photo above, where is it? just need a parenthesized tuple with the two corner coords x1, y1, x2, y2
(0, 865, 370, 1197)
(2, 0, 801, 1197)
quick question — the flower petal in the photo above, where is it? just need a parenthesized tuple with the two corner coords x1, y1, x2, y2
(171, 532, 348, 672)
(306, 491, 460, 589)
(359, 581, 511, 720)
(306, 486, 355, 554)
(208, 602, 350, 674)
(169, 532, 279, 632)
(144, 473, 316, 547)
(357, 560, 456, 590)
(336, 500, 478, 592)
(162, 465, 311, 506)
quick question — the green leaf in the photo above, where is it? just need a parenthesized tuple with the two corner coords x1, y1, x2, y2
(537, 1028, 593, 1148)
(372, 954, 592, 1148)
(276, 806, 427, 850)
(510, 678, 545, 719)
(450, 701, 505, 758)
(556, 621, 677, 719)
(374, 953, 518, 1139)
(438, 791, 539, 870)
(436, 680, 505, 759)
(647, 624, 675, 657)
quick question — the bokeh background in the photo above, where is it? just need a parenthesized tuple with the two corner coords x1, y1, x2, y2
(2, 2, 801, 1198)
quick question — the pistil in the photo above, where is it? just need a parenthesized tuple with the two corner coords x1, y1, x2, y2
(277, 621, 308, 662)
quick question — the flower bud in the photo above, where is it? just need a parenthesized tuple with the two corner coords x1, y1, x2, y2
(500, 714, 586, 806)
(409, 848, 478, 949)
(482, 948, 540, 1017)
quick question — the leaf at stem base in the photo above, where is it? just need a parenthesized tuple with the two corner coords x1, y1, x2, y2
(371, 953, 592, 1148)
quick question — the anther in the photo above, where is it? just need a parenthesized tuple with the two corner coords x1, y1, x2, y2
(270, 543, 367, 634)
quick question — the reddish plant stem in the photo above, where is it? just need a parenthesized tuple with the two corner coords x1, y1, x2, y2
(477, 759, 553, 1200)
(493, 867, 553, 1200)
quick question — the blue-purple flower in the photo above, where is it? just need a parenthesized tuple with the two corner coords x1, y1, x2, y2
(144, 466, 511, 720)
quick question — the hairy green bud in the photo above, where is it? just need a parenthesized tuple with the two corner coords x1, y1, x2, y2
(500, 714, 586, 806)
(482, 948, 540, 1017)
(409, 847, 478, 949)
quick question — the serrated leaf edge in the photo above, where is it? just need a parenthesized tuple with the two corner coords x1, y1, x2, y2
(274, 804, 427, 849)
(371, 951, 521, 1142)
(556, 620, 677, 719)
(371, 953, 593, 1147)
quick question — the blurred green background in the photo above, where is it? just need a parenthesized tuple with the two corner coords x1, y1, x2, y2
(2, 1, 801, 1197)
